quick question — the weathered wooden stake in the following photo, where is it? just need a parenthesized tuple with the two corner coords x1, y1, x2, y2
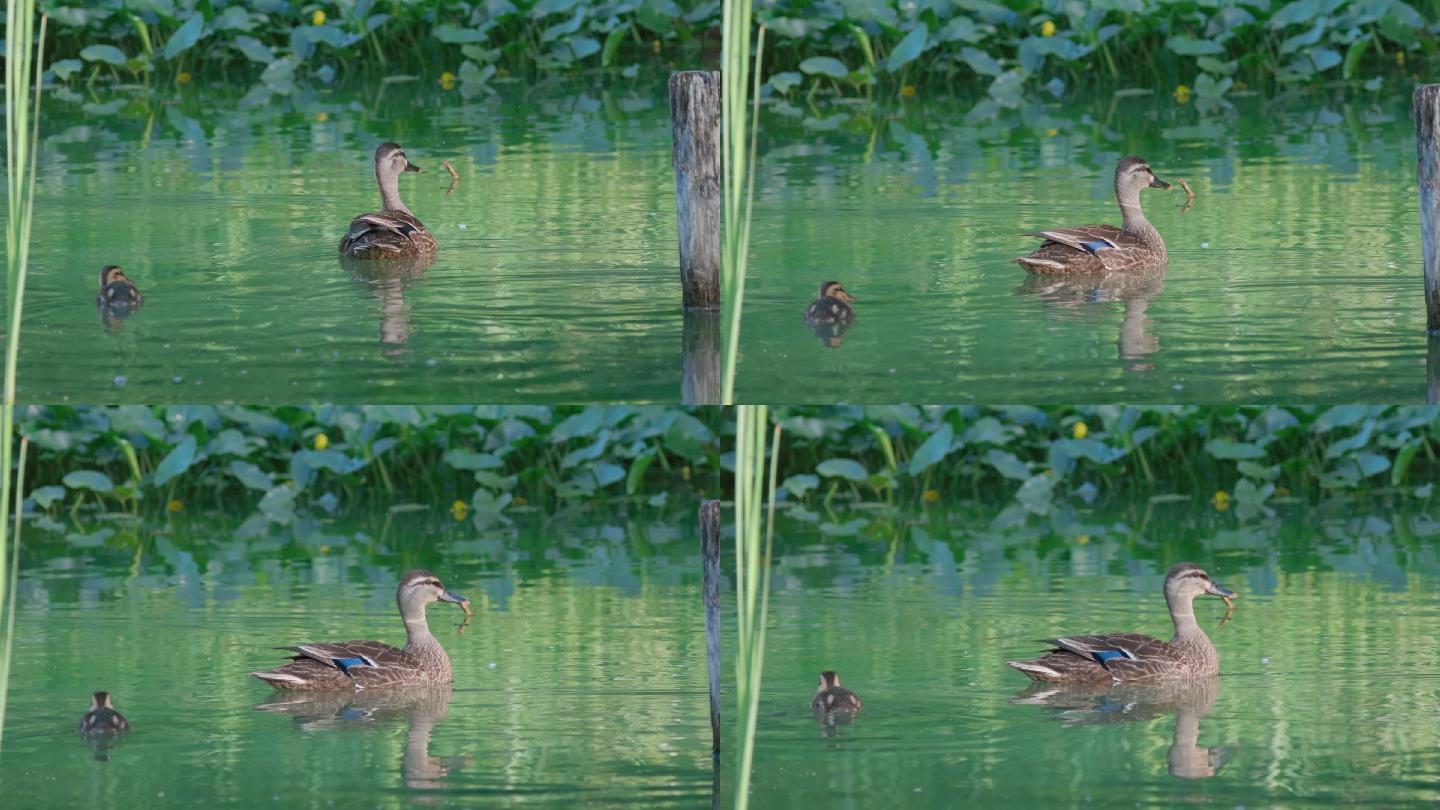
(1415, 85, 1440, 335)
(670, 71, 721, 311)
(699, 499, 722, 760)
(683, 309, 720, 405)
(1428, 337, 1439, 404)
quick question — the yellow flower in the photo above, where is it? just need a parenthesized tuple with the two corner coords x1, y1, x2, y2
(922, 489, 940, 503)
(314, 433, 329, 450)
(177, 71, 192, 85)
(681, 466, 691, 481)
(167, 499, 183, 513)
(439, 71, 455, 90)
(315, 111, 328, 122)
(512, 495, 528, 507)
(311, 9, 326, 25)
(450, 499, 469, 520)
(1396, 50, 1405, 66)
(1072, 421, 1088, 439)
(652, 39, 661, 54)
(1076, 534, 1090, 545)
(1211, 490, 1231, 511)
(1040, 20, 1056, 37)
(1044, 127, 1058, 137)
(1173, 84, 1192, 103)
(319, 545, 330, 555)
(899, 84, 917, 99)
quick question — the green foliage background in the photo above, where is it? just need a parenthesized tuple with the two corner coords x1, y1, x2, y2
(17, 405, 1439, 535)
(17, 0, 1437, 98)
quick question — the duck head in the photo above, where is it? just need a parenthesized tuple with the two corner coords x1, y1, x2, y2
(1115, 156, 1170, 198)
(376, 141, 421, 178)
(816, 670, 842, 693)
(396, 569, 469, 619)
(98, 265, 132, 290)
(1163, 562, 1235, 605)
(90, 691, 116, 711)
(819, 281, 856, 303)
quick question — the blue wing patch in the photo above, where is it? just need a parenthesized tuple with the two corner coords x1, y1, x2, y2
(1080, 240, 1115, 255)
(333, 656, 371, 674)
(1089, 649, 1135, 669)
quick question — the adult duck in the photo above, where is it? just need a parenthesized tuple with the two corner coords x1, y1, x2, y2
(251, 569, 470, 690)
(1014, 156, 1169, 274)
(1006, 563, 1235, 683)
(339, 142, 438, 259)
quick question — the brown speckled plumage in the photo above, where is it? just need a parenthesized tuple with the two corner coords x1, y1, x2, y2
(1006, 563, 1235, 683)
(1015, 156, 1169, 275)
(810, 670, 863, 712)
(340, 142, 438, 259)
(96, 265, 143, 312)
(804, 281, 857, 325)
(251, 569, 469, 690)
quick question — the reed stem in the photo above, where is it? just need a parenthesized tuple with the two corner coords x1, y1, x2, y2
(734, 405, 779, 809)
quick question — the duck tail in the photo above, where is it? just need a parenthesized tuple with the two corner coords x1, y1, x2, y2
(250, 670, 306, 689)
(1005, 660, 1064, 682)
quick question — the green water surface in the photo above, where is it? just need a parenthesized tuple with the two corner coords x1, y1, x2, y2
(17, 76, 689, 402)
(720, 499, 1440, 807)
(739, 89, 1431, 402)
(0, 505, 713, 807)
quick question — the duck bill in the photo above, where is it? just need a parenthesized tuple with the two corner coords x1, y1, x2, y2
(1207, 583, 1235, 598)
(405, 161, 422, 173)
(839, 292, 857, 302)
(1150, 176, 1171, 190)
(439, 589, 468, 606)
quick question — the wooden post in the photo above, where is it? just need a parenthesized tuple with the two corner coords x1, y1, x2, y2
(1415, 85, 1440, 335)
(699, 499, 722, 760)
(670, 71, 721, 311)
(683, 309, 720, 405)
(1428, 337, 1439, 404)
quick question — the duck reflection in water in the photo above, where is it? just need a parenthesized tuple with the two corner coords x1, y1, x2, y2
(1011, 676, 1231, 780)
(255, 686, 472, 791)
(341, 253, 435, 355)
(1015, 267, 1166, 373)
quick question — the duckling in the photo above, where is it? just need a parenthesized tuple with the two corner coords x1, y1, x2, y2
(340, 142, 438, 259)
(804, 281, 857, 325)
(79, 691, 129, 736)
(95, 265, 143, 313)
(810, 670, 863, 713)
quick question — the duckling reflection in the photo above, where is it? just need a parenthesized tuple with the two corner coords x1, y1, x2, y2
(96, 265, 144, 332)
(1016, 267, 1166, 372)
(255, 686, 471, 790)
(341, 254, 434, 354)
(1011, 676, 1230, 780)
(804, 281, 858, 348)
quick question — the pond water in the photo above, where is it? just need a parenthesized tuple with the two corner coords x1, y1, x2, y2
(0, 505, 714, 807)
(721, 499, 1440, 807)
(738, 89, 1431, 403)
(17, 75, 691, 403)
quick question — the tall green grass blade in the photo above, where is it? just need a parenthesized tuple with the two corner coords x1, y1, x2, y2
(0, 439, 28, 752)
(719, 0, 763, 403)
(2, 1, 47, 753)
(734, 405, 780, 809)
